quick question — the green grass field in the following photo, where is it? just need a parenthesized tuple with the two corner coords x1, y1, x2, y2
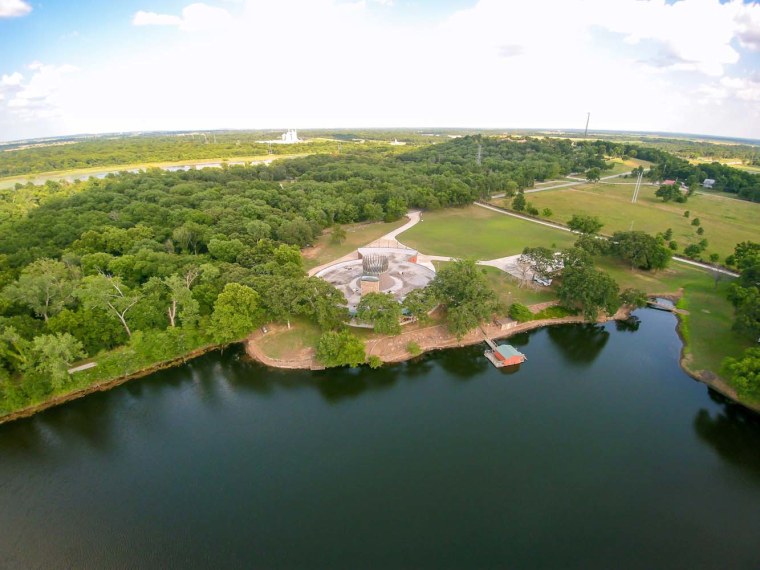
(303, 218, 409, 269)
(399, 205, 751, 377)
(516, 182, 759, 261)
(399, 206, 576, 259)
(480, 266, 558, 307)
(258, 320, 322, 359)
(603, 157, 651, 176)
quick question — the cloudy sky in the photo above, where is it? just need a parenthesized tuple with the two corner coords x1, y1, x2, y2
(1, 0, 759, 141)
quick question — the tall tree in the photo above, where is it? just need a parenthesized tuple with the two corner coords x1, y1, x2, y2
(3, 258, 78, 322)
(430, 259, 497, 338)
(209, 283, 265, 343)
(357, 292, 402, 335)
(27, 333, 84, 390)
(316, 330, 366, 367)
(610, 231, 671, 270)
(568, 214, 604, 235)
(558, 265, 620, 321)
(76, 275, 142, 338)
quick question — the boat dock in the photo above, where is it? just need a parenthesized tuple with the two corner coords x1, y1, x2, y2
(483, 335, 527, 369)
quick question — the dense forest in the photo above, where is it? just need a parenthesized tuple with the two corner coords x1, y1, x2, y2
(0, 136, 615, 412)
(0, 135, 756, 414)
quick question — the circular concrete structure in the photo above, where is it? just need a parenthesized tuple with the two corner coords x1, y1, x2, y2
(315, 247, 436, 313)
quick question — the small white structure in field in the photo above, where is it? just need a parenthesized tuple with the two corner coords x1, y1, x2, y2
(703, 178, 716, 189)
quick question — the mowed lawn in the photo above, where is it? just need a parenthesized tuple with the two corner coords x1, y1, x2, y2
(303, 217, 409, 269)
(404, 206, 750, 376)
(399, 206, 576, 259)
(521, 182, 759, 261)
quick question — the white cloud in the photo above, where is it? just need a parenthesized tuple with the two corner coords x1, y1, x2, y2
(132, 3, 232, 31)
(0, 63, 77, 123)
(3, 0, 760, 140)
(1, 71, 24, 86)
(0, 0, 31, 18)
(736, 4, 760, 52)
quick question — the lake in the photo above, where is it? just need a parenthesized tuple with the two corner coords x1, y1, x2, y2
(1, 309, 759, 568)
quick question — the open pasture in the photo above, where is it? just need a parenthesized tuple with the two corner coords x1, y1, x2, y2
(518, 182, 759, 261)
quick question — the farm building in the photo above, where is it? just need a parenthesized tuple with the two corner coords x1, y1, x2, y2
(703, 178, 716, 188)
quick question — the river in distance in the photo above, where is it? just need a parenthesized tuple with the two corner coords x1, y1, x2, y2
(1, 308, 759, 569)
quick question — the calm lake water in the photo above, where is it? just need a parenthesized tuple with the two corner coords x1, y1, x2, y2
(1, 309, 759, 569)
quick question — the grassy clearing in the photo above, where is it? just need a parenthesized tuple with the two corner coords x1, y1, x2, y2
(677, 279, 749, 373)
(480, 266, 558, 307)
(258, 320, 322, 359)
(407, 206, 749, 377)
(519, 181, 759, 260)
(400, 206, 576, 259)
(603, 157, 651, 176)
(303, 218, 409, 269)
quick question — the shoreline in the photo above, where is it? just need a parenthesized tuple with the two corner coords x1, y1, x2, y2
(0, 343, 222, 426)
(2, 306, 756, 426)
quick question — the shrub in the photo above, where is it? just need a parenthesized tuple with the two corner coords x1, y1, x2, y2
(509, 303, 533, 323)
(406, 341, 422, 357)
(368, 355, 383, 369)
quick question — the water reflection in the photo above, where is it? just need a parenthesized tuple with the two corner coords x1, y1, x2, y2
(615, 315, 641, 333)
(694, 390, 760, 479)
(547, 323, 610, 365)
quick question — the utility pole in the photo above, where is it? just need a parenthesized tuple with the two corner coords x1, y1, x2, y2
(584, 112, 590, 138)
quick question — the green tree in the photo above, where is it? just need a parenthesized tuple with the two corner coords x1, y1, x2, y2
(728, 285, 760, 341)
(299, 277, 349, 330)
(429, 259, 497, 338)
(610, 231, 671, 270)
(161, 274, 199, 328)
(558, 265, 620, 321)
(726, 241, 760, 271)
(512, 191, 526, 212)
(207, 238, 245, 263)
(519, 247, 557, 280)
(47, 307, 127, 355)
(691, 217, 701, 226)
(0, 326, 31, 376)
(316, 330, 366, 367)
(655, 183, 686, 203)
(172, 222, 207, 254)
(209, 283, 265, 343)
(722, 347, 760, 400)
(619, 288, 647, 308)
(331, 224, 347, 245)
(3, 259, 78, 322)
(357, 292, 402, 335)
(585, 167, 601, 183)
(76, 275, 142, 338)
(402, 288, 436, 324)
(27, 333, 85, 390)
(568, 214, 604, 235)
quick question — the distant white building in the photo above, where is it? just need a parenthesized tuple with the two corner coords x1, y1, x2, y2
(258, 129, 301, 145)
(390, 138, 406, 146)
(703, 178, 716, 189)
(281, 129, 300, 144)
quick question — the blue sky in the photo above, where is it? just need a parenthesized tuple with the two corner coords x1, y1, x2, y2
(1, 0, 759, 141)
